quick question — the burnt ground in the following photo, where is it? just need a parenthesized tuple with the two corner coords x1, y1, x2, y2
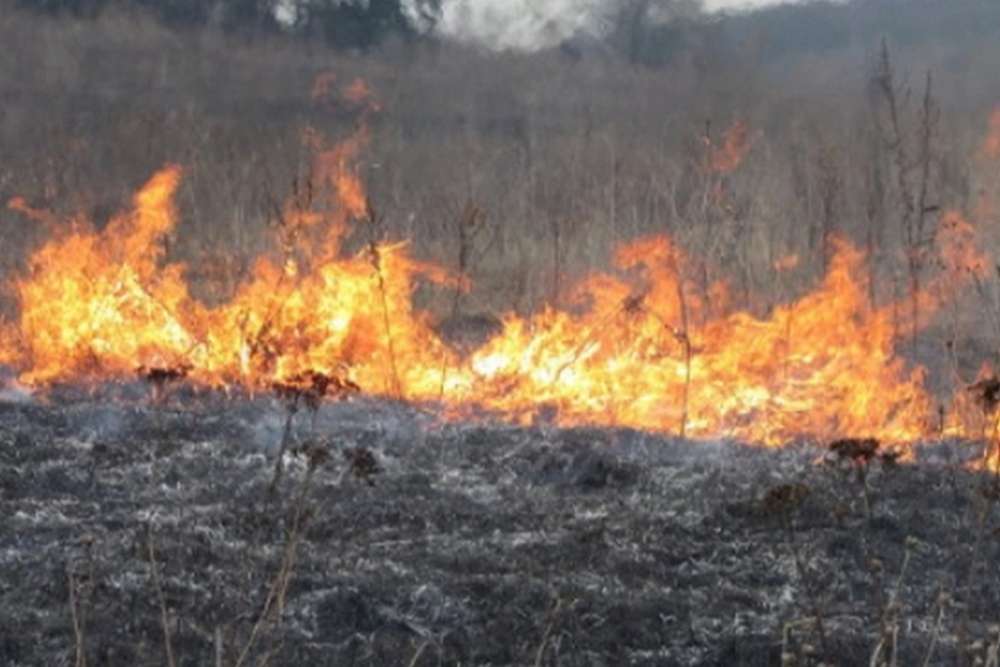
(2, 390, 1000, 666)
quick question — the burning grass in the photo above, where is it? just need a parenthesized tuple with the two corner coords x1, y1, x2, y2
(1, 79, 999, 456)
(0, 159, 994, 451)
(0, 149, 994, 449)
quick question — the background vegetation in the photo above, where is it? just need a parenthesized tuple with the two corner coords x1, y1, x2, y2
(1, 0, 999, 345)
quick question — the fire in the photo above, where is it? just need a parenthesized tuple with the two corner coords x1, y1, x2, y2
(936, 210, 989, 280)
(1, 87, 998, 449)
(0, 163, 984, 444)
(0, 119, 459, 396)
(709, 119, 751, 174)
(343, 78, 380, 111)
(309, 71, 338, 103)
(984, 108, 1000, 159)
(7, 165, 197, 384)
(772, 254, 800, 272)
(444, 237, 935, 444)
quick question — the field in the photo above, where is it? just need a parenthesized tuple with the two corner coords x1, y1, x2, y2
(3, 1, 1000, 664)
(2, 392, 999, 666)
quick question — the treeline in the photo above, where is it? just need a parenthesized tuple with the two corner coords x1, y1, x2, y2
(10, 0, 1000, 64)
(12, 0, 441, 50)
(2, 0, 1000, 325)
(602, 0, 1000, 68)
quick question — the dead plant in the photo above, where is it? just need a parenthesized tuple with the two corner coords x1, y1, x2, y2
(66, 533, 98, 667)
(364, 196, 402, 399)
(869, 535, 917, 667)
(343, 445, 380, 486)
(437, 201, 486, 400)
(269, 369, 359, 496)
(67, 568, 88, 667)
(145, 526, 178, 667)
(871, 39, 940, 353)
(234, 444, 328, 667)
(763, 480, 829, 660)
(533, 593, 567, 667)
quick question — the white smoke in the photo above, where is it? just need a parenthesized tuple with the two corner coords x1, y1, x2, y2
(428, 0, 804, 52)
(432, 0, 605, 51)
(703, 0, 800, 10)
(273, 0, 805, 52)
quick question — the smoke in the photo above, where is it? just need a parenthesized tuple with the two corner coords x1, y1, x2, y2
(431, 0, 605, 51)
(703, 0, 803, 10)
(426, 0, 804, 52)
(271, 1, 804, 52)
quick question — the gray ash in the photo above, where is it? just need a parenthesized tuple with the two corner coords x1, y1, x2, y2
(1, 392, 999, 666)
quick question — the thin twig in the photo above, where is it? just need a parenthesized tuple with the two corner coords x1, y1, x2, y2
(920, 589, 949, 667)
(407, 639, 431, 667)
(871, 538, 915, 667)
(268, 399, 299, 498)
(67, 569, 87, 667)
(215, 626, 224, 667)
(235, 456, 321, 667)
(365, 199, 403, 398)
(534, 596, 564, 667)
(146, 528, 177, 667)
(782, 509, 829, 659)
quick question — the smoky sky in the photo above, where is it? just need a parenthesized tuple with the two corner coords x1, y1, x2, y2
(429, 0, 804, 51)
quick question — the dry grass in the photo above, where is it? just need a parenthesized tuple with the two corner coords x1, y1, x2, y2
(1, 3, 999, 331)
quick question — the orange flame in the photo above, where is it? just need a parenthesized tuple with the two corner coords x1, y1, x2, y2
(443, 237, 937, 444)
(0, 166, 986, 444)
(310, 71, 338, 103)
(344, 77, 381, 112)
(7, 197, 59, 231)
(937, 210, 989, 280)
(773, 254, 800, 272)
(8, 165, 196, 383)
(984, 108, 1000, 160)
(709, 120, 751, 174)
(1, 100, 998, 450)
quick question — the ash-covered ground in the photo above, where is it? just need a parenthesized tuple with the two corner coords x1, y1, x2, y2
(2, 387, 1000, 666)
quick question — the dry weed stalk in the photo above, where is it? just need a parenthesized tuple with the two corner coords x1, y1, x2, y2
(763, 481, 829, 660)
(869, 536, 916, 667)
(407, 639, 432, 667)
(955, 375, 1000, 666)
(779, 617, 823, 666)
(872, 38, 940, 352)
(623, 271, 693, 439)
(137, 363, 191, 404)
(364, 196, 403, 398)
(237, 167, 319, 384)
(985, 625, 1000, 667)
(235, 445, 328, 667)
(828, 437, 898, 519)
(146, 527, 178, 667)
(666, 247, 692, 438)
(920, 588, 951, 667)
(269, 370, 358, 496)
(437, 201, 486, 400)
(533, 594, 566, 667)
(67, 569, 87, 667)
(267, 388, 301, 499)
(66, 533, 98, 667)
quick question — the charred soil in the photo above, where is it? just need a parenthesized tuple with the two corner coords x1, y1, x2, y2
(1, 394, 999, 666)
